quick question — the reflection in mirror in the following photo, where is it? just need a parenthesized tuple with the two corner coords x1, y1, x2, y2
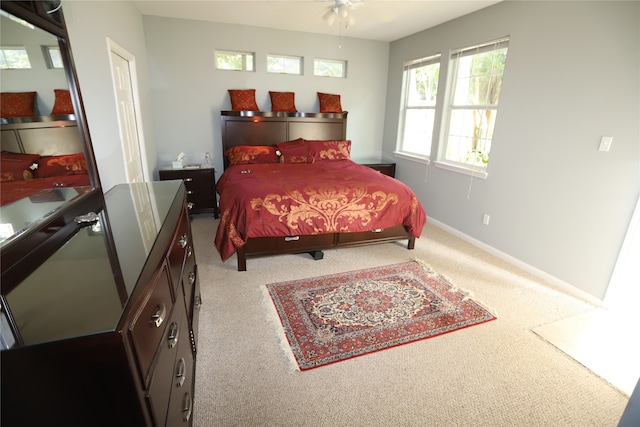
(0, 9, 92, 246)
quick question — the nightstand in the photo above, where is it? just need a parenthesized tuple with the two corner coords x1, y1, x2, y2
(361, 162, 396, 178)
(159, 166, 219, 218)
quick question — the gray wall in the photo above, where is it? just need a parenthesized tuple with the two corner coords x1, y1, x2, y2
(383, 1, 639, 299)
(63, 1, 157, 192)
(141, 16, 390, 179)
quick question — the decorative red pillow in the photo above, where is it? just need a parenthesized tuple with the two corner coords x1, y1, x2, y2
(1, 158, 37, 182)
(224, 145, 280, 166)
(269, 91, 297, 112)
(277, 139, 310, 164)
(51, 89, 74, 115)
(228, 89, 260, 111)
(1, 92, 37, 117)
(36, 153, 87, 178)
(306, 140, 351, 162)
(317, 92, 343, 113)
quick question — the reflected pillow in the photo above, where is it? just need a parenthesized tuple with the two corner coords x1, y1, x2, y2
(317, 92, 342, 113)
(51, 89, 74, 115)
(306, 140, 351, 162)
(276, 138, 310, 164)
(37, 153, 87, 178)
(0, 158, 37, 182)
(1, 92, 37, 117)
(224, 145, 280, 166)
(269, 91, 297, 112)
(228, 89, 260, 111)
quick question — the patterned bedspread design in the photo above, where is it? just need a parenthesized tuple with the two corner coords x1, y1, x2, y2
(215, 161, 426, 261)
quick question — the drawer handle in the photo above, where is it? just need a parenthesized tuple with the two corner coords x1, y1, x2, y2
(182, 392, 193, 422)
(176, 357, 186, 388)
(179, 233, 188, 249)
(194, 295, 202, 310)
(284, 235, 300, 242)
(187, 202, 194, 210)
(188, 271, 196, 286)
(187, 190, 194, 195)
(187, 246, 193, 259)
(184, 178, 193, 182)
(151, 303, 167, 328)
(168, 322, 179, 349)
(373, 228, 384, 233)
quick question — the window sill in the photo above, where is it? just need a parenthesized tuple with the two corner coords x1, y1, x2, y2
(433, 161, 488, 179)
(393, 151, 430, 165)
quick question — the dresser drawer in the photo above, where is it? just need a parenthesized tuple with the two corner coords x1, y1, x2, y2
(165, 310, 195, 427)
(148, 291, 187, 426)
(168, 211, 190, 295)
(130, 263, 173, 383)
(182, 259, 200, 354)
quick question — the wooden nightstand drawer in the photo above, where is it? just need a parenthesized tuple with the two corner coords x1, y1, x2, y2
(159, 167, 219, 217)
(362, 163, 396, 178)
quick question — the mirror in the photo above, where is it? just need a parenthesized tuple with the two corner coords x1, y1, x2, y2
(0, 4, 98, 248)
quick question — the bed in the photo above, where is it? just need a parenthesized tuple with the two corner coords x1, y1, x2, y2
(216, 111, 427, 271)
(1, 114, 90, 207)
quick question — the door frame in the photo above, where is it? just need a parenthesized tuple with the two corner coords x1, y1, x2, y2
(106, 37, 150, 182)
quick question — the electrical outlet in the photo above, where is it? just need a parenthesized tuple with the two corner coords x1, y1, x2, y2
(483, 214, 490, 225)
(598, 136, 613, 152)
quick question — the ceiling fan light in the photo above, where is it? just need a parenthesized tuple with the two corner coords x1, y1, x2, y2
(344, 16, 356, 28)
(338, 4, 349, 19)
(323, 8, 337, 26)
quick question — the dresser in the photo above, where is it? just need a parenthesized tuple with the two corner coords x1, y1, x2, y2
(1, 181, 201, 427)
(159, 167, 218, 218)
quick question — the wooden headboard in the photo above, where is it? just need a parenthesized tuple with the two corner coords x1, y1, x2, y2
(220, 110, 348, 168)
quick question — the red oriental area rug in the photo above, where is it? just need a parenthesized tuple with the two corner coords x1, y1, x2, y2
(266, 260, 497, 370)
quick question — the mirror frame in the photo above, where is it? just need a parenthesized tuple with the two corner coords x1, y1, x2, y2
(1, 1, 104, 292)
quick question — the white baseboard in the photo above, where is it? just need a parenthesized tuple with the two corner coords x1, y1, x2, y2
(427, 218, 604, 307)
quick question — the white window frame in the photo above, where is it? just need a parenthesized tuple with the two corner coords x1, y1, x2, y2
(267, 54, 303, 75)
(42, 45, 63, 69)
(396, 54, 441, 160)
(436, 37, 509, 176)
(313, 58, 347, 78)
(215, 49, 255, 72)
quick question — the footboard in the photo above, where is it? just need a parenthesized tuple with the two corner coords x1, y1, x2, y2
(234, 225, 415, 271)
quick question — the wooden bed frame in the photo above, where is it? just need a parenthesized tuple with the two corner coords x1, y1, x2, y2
(219, 110, 416, 271)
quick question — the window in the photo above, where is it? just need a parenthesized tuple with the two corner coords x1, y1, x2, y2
(314, 58, 346, 78)
(267, 54, 302, 75)
(215, 50, 254, 71)
(440, 38, 509, 169)
(42, 45, 63, 69)
(397, 55, 441, 157)
(0, 47, 31, 69)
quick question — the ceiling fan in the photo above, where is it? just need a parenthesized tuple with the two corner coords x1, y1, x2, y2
(320, 0, 365, 28)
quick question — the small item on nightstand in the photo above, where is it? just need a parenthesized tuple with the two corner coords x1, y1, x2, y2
(172, 152, 186, 169)
(205, 152, 212, 166)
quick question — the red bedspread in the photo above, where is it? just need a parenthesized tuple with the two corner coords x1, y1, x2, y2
(0, 175, 91, 207)
(215, 160, 426, 260)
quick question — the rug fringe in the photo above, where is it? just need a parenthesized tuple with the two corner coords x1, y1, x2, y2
(260, 285, 301, 373)
(412, 258, 499, 318)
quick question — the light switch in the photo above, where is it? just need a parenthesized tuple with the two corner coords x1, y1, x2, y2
(598, 136, 613, 152)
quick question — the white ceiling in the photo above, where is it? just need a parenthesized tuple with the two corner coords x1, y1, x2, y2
(131, 0, 502, 42)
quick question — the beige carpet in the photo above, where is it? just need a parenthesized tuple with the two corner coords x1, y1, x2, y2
(190, 216, 629, 426)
